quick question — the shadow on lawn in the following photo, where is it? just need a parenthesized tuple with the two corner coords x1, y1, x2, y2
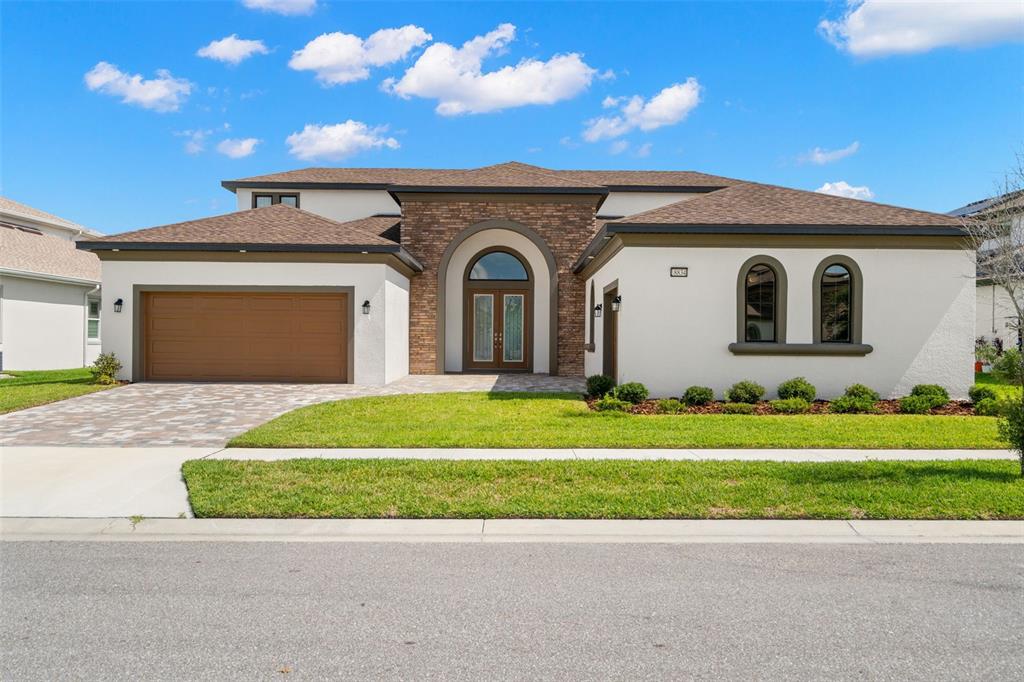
(5, 373, 95, 387)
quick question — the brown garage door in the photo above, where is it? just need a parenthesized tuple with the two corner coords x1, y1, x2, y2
(143, 291, 349, 382)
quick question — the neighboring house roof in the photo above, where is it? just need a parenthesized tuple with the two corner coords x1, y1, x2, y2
(222, 161, 737, 193)
(0, 196, 100, 236)
(947, 190, 1024, 218)
(0, 225, 101, 283)
(76, 204, 422, 270)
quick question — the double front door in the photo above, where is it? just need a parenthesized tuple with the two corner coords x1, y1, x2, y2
(464, 289, 531, 371)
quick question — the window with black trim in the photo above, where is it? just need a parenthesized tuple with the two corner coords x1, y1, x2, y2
(744, 263, 777, 342)
(820, 263, 852, 343)
(253, 193, 299, 209)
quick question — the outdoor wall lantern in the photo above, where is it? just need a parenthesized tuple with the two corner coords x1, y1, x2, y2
(611, 295, 622, 312)
(593, 304, 602, 318)
(113, 298, 123, 313)
(362, 300, 371, 315)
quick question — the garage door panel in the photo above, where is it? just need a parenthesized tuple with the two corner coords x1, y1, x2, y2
(143, 292, 349, 383)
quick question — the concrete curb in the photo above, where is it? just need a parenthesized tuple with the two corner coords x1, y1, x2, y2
(2, 518, 1021, 544)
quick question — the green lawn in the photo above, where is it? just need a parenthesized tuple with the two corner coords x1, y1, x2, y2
(229, 392, 1003, 450)
(0, 368, 113, 414)
(182, 459, 1024, 520)
(974, 372, 1022, 400)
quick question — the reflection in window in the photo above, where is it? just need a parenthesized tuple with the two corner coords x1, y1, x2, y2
(469, 251, 529, 281)
(821, 264, 852, 343)
(744, 264, 776, 342)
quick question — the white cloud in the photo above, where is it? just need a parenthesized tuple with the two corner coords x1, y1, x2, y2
(384, 23, 596, 115)
(197, 35, 269, 65)
(559, 136, 580, 149)
(289, 25, 431, 85)
(216, 137, 261, 158)
(819, 0, 1024, 58)
(633, 142, 652, 158)
(84, 61, 192, 112)
(583, 78, 701, 142)
(242, 0, 316, 16)
(816, 180, 875, 200)
(175, 129, 211, 154)
(286, 120, 399, 161)
(799, 140, 860, 165)
(601, 95, 621, 109)
(609, 140, 629, 155)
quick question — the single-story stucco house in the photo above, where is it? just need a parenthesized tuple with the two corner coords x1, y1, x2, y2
(1, 197, 102, 371)
(76, 162, 973, 398)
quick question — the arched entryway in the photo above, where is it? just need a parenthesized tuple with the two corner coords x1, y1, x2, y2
(462, 247, 534, 371)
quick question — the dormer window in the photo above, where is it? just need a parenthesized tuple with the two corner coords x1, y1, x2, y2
(253, 193, 299, 209)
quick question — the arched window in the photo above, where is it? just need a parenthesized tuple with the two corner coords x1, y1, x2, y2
(744, 263, 777, 342)
(820, 264, 852, 343)
(469, 251, 529, 281)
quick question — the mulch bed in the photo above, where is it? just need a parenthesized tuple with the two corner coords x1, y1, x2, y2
(586, 397, 978, 416)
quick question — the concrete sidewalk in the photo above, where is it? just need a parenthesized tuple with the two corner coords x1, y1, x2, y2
(1, 446, 1015, 519)
(2, 517, 1022, 544)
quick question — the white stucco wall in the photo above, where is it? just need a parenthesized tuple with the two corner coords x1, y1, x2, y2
(234, 188, 399, 223)
(600, 192, 701, 218)
(976, 283, 1019, 349)
(443, 228, 551, 373)
(585, 244, 975, 399)
(100, 260, 410, 385)
(0, 274, 96, 370)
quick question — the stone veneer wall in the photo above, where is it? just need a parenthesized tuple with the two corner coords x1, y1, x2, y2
(400, 195, 599, 376)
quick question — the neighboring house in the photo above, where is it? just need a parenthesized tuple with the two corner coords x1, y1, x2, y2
(948, 191, 1024, 349)
(0, 197, 103, 370)
(77, 162, 972, 398)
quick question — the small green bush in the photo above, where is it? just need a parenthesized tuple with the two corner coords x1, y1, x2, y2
(682, 385, 714, 406)
(777, 377, 816, 402)
(656, 398, 685, 414)
(614, 382, 649, 405)
(89, 352, 122, 385)
(968, 384, 998, 404)
(770, 397, 810, 414)
(726, 380, 765, 404)
(997, 396, 1024, 476)
(593, 394, 631, 412)
(993, 348, 1024, 385)
(974, 397, 1007, 417)
(722, 402, 756, 415)
(899, 395, 935, 414)
(829, 395, 878, 414)
(586, 374, 615, 398)
(910, 384, 950, 407)
(844, 383, 880, 401)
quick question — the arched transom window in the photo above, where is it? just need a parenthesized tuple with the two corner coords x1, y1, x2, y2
(820, 263, 853, 343)
(469, 251, 529, 281)
(744, 263, 777, 342)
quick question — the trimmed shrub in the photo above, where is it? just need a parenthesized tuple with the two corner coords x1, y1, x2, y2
(844, 383, 880, 401)
(997, 396, 1024, 476)
(770, 397, 810, 414)
(89, 352, 122, 385)
(974, 398, 1007, 417)
(614, 382, 649, 405)
(777, 377, 816, 402)
(829, 395, 877, 414)
(656, 398, 685, 414)
(722, 402, 756, 415)
(593, 394, 631, 412)
(899, 395, 935, 414)
(586, 374, 615, 398)
(726, 380, 765, 404)
(682, 385, 714, 406)
(910, 384, 950, 407)
(968, 384, 998, 404)
(993, 348, 1024, 385)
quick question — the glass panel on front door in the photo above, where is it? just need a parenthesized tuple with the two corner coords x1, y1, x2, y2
(503, 294, 524, 362)
(473, 294, 494, 362)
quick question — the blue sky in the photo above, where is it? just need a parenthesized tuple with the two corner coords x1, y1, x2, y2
(2, 0, 1022, 233)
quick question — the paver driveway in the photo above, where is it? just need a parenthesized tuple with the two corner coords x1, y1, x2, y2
(0, 375, 584, 447)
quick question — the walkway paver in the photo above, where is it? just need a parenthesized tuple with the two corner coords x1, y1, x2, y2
(3, 517, 1021, 544)
(0, 374, 584, 447)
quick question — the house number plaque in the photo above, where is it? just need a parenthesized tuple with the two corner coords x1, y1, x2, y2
(670, 267, 688, 277)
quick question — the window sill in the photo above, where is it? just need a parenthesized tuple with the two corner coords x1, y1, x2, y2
(728, 342, 873, 356)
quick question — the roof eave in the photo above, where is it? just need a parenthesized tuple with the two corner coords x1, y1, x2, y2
(221, 180, 393, 193)
(0, 266, 100, 286)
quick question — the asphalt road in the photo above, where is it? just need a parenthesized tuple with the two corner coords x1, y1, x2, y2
(2, 541, 1022, 680)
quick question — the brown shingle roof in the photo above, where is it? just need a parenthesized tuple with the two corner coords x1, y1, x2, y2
(612, 182, 962, 227)
(0, 196, 101, 236)
(0, 226, 101, 282)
